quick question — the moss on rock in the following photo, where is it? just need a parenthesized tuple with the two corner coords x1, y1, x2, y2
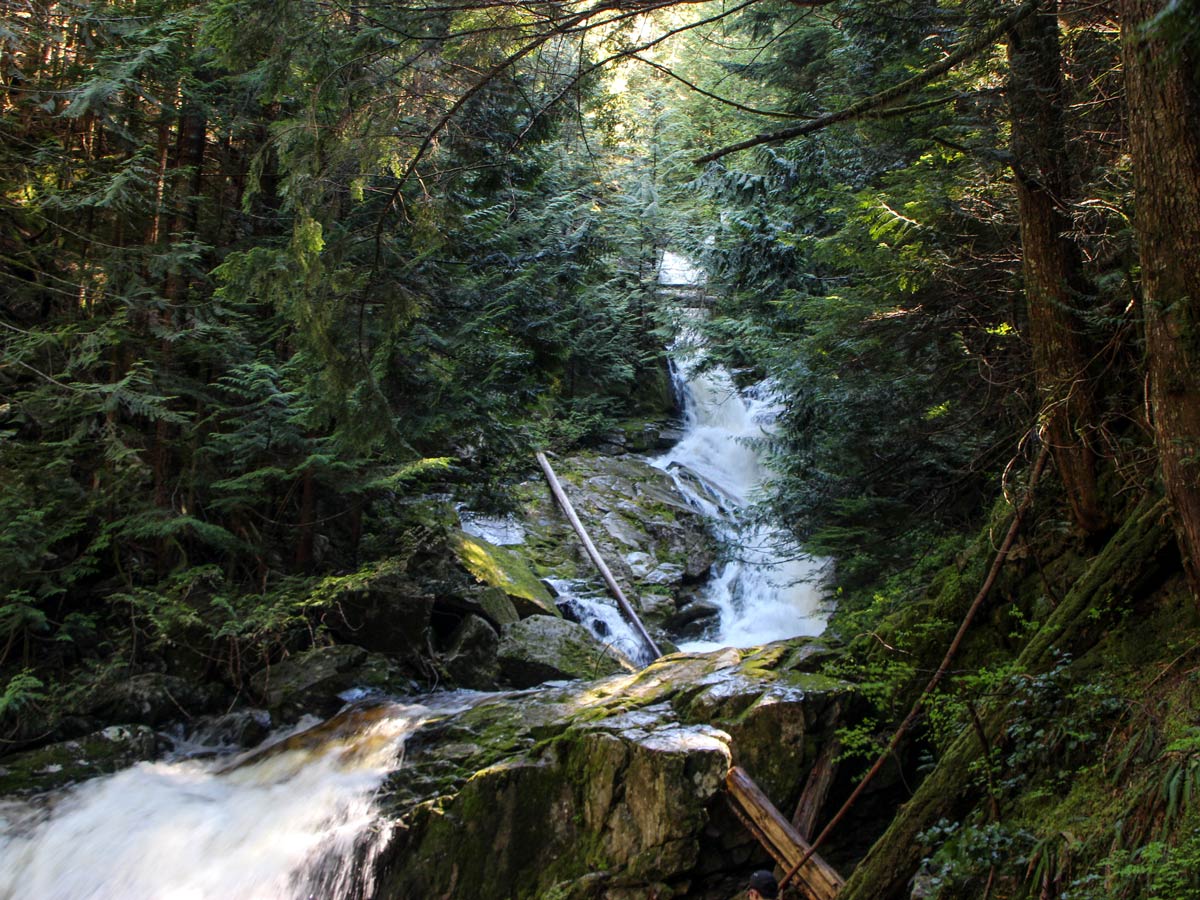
(450, 529, 559, 618)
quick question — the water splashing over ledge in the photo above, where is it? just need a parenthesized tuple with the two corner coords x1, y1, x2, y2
(651, 354, 831, 650)
(0, 700, 469, 900)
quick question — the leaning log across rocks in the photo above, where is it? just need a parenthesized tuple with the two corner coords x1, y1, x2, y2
(536, 451, 662, 663)
(725, 765, 844, 900)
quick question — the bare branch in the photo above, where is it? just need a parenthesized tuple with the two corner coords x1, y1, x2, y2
(629, 53, 805, 119)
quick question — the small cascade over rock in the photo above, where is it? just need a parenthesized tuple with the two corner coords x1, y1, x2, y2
(0, 701, 452, 900)
(652, 361, 831, 649)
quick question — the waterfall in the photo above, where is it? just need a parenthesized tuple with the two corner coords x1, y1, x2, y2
(652, 356, 830, 651)
(0, 701, 451, 900)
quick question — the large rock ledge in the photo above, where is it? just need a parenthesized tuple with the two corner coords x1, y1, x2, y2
(376, 639, 849, 899)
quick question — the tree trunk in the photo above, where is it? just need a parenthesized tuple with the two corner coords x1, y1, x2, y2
(1008, 0, 1106, 534)
(1121, 0, 1200, 592)
(295, 465, 316, 571)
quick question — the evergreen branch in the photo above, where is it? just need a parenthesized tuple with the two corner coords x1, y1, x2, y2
(694, 0, 1039, 165)
(503, 0, 762, 155)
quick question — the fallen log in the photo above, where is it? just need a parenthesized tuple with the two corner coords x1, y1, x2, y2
(535, 451, 662, 663)
(792, 737, 840, 841)
(725, 765, 844, 900)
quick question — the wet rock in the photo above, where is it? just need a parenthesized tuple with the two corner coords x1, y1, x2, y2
(82, 673, 221, 727)
(601, 511, 646, 549)
(511, 453, 717, 643)
(183, 709, 272, 750)
(497, 615, 636, 687)
(667, 596, 723, 636)
(250, 644, 408, 720)
(441, 614, 500, 689)
(619, 420, 685, 454)
(0, 725, 162, 794)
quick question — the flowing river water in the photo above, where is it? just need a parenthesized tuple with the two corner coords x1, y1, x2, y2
(0, 254, 829, 898)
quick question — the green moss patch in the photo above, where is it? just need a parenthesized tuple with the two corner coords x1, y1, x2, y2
(450, 529, 558, 617)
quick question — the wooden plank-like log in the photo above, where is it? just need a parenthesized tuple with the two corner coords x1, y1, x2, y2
(792, 738, 840, 840)
(726, 766, 844, 900)
(535, 451, 662, 663)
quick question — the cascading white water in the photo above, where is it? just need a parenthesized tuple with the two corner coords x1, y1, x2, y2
(546, 578, 652, 668)
(652, 355, 830, 650)
(0, 701, 448, 900)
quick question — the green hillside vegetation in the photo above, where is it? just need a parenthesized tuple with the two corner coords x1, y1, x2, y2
(3, 0, 1199, 895)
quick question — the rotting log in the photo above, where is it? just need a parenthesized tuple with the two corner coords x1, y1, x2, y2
(792, 737, 840, 840)
(725, 766, 844, 900)
(838, 494, 1174, 900)
(535, 451, 662, 663)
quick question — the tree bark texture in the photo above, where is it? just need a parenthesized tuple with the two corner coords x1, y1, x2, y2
(1008, 1, 1106, 534)
(1121, 0, 1200, 591)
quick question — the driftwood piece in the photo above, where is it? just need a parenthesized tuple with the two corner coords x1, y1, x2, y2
(535, 451, 662, 662)
(725, 766, 844, 900)
(792, 738, 840, 841)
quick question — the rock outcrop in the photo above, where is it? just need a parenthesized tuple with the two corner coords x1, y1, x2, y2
(377, 639, 849, 899)
(0, 725, 163, 795)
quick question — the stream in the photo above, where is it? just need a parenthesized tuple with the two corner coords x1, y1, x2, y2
(0, 702, 441, 899)
(0, 255, 831, 899)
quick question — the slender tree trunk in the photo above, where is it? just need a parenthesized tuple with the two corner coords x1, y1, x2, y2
(1121, 0, 1200, 591)
(295, 465, 316, 571)
(1008, 0, 1106, 534)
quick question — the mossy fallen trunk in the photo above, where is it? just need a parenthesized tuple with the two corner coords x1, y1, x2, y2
(839, 495, 1174, 900)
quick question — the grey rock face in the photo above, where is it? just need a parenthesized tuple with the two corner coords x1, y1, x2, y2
(377, 640, 852, 899)
(497, 615, 636, 687)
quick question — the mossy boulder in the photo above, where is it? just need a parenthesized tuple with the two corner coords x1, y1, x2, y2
(377, 638, 853, 899)
(497, 616, 635, 687)
(0, 725, 162, 795)
(450, 529, 559, 618)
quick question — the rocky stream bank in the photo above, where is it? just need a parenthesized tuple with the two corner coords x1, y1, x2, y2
(1, 448, 867, 898)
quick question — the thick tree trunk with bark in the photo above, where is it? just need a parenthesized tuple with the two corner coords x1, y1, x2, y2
(1008, 1, 1106, 534)
(1121, 0, 1200, 591)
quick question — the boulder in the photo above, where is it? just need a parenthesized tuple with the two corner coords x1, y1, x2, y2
(376, 639, 854, 899)
(81, 672, 221, 727)
(497, 616, 636, 687)
(0, 725, 162, 794)
(441, 614, 501, 689)
(325, 572, 435, 657)
(666, 595, 723, 636)
(250, 644, 410, 720)
(450, 529, 559, 618)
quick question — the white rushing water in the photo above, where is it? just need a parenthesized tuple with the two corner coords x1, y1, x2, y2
(0, 702, 445, 900)
(652, 356, 830, 650)
(547, 578, 653, 668)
